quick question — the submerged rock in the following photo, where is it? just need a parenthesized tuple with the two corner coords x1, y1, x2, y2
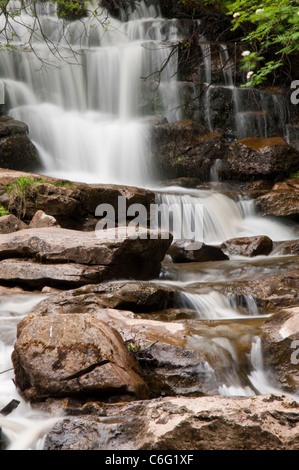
(221, 235, 273, 257)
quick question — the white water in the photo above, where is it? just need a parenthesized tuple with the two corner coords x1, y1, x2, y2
(155, 187, 297, 244)
(0, 294, 63, 450)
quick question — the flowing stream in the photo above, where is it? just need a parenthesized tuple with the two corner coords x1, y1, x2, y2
(0, 0, 298, 449)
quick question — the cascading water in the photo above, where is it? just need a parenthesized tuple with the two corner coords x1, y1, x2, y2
(0, 0, 298, 450)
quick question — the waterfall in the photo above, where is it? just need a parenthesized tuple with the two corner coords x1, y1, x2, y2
(155, 187, 296, 245)
(0, 0, 185, 185)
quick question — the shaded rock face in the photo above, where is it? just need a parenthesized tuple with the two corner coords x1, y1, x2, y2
(220, 138, 299, 182)
(43, 395, 299, 450)
(34, 281, 178, 314)
(151, 119, 226, 181)
(0, 169, 155, 229)
(221, 236, 273, 257)
(0, 227, 172, 288)
(12, 312, 149, 401)
(261, 307, 299, 394)
(168, 239, 228, 262)
(0, 116, 41, 172)
(0, 214, 27, 234)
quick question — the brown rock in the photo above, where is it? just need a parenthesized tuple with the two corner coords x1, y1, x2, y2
(221, 235, 273, 257)
(44, 395, 299, 450)
(0, 214, 27, 234)
(29, 210, 60, 229)
(168, 239, 228, 263)
(34, 281, 178, 314)
(12, 312, 149, 401)
(0, 227, 172, 288)
(255, 183, 299, 219)
(220, 138, 299, 181)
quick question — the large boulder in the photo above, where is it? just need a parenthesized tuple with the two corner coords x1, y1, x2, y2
(220, 138, 299, 182)
(0, 227, 172, 288)
(12, 312, 149, 401)
(43, 394, 299, 450)
(0, 116, 41, 172)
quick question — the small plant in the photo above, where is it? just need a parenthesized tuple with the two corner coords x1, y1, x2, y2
(0, 205, 9, 217)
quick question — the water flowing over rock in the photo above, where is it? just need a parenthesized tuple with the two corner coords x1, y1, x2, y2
(0, 0, 299, 452)
(151, 119, 226, 181)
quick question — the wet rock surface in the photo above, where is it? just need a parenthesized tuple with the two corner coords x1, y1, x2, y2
(220, 138, 299, 182)
(221, 235, 273, 257)
(168, 240, 228, 263)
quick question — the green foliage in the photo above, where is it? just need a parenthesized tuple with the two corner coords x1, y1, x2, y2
(0, 204, 9, 217)
(227, 0, 299, 86)
(5, 176, 37, 197)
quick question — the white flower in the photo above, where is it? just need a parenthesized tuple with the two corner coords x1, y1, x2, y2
(241, 50, 251, 57)
(247, 71, 254, 80)
(233, 12, 240, 18)
(297, 10, 299, 15)
(255, 8, 264, 13)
